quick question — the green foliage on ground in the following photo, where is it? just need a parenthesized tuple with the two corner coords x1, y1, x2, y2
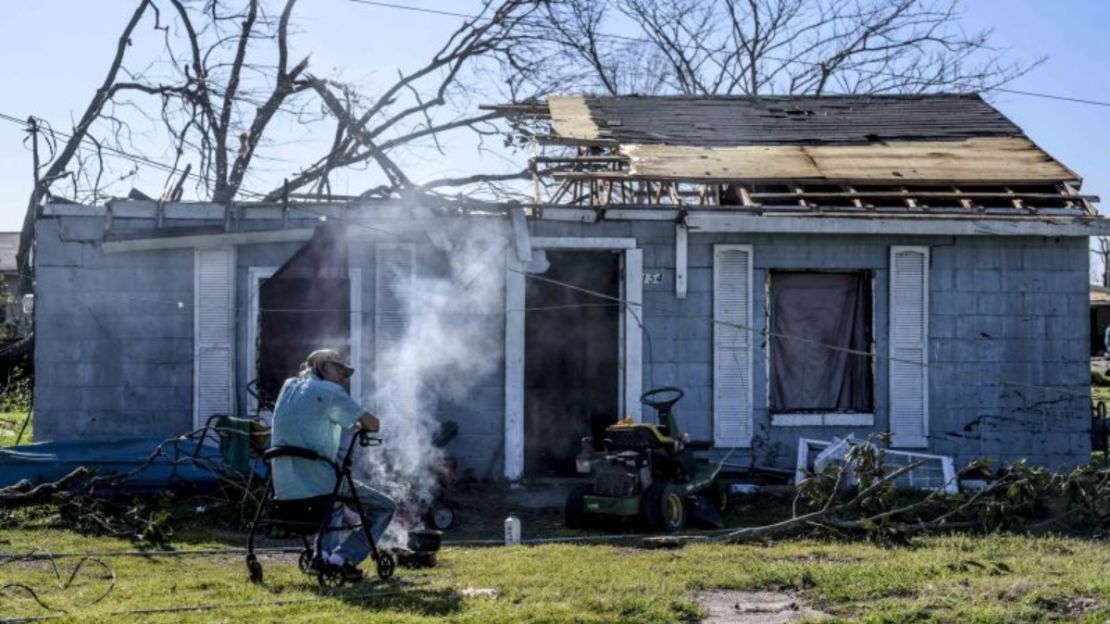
(0, 410, 31, 447)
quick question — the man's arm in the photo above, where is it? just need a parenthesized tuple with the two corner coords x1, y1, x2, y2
(357, 412, 381, 433)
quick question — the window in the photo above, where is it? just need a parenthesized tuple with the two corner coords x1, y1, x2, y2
(769, 271, 873, 413)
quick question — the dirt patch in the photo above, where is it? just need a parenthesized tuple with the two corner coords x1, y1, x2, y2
(694, 590, 828, 623)
(1033, 595, 1101, 620)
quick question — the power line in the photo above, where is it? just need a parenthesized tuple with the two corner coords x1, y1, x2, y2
(348, 0, 1110, 109)
(0, 111, 269, 200)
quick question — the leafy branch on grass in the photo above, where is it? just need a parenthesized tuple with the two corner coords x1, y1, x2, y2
(0, 425, 265, 545)
(721, 433, 1110, 545)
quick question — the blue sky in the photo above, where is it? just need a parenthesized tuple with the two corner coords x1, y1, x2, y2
(0, 1, 1107, 232)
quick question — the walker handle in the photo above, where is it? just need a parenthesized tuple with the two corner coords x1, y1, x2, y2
(357, 431, 383, 447)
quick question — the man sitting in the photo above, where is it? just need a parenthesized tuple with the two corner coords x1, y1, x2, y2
(270, 348, 395, 580)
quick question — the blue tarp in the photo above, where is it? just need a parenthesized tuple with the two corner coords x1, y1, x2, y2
(0, 437, 232, 491)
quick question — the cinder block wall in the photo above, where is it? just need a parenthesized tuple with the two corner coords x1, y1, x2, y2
(33, 212, 508, 476)
(33, 211, 1090, 474)
(531, 220, 1091, 470)
(34, 216, 195, 440)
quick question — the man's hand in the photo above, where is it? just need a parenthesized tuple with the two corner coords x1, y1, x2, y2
(357, 412, 381, 433)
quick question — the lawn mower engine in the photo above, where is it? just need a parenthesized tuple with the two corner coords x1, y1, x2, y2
(593, 451, 651, 498)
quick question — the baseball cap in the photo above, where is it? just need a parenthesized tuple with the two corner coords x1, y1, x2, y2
(305, 348, 355, 377)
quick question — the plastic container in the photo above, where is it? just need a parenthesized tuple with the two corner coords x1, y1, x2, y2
(504, 514, 521, 546)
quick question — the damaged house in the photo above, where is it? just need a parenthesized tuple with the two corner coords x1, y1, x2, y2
(30, 94, 1110, 479)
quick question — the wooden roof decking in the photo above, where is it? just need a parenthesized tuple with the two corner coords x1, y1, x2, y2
(486, 94, 1098, 216)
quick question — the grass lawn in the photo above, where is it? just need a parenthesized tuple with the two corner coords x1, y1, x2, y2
(5, 388, 1110, 622)
(4, 510, 1110, 623)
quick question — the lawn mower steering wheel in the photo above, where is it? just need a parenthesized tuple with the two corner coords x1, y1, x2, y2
(640, 387, 684, 411)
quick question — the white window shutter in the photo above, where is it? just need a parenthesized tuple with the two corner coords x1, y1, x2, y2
(374, 243, 414, 366)
(194, 247, 235, 428)
(713, 244, 753, 448)
(889, 246, 929, 448)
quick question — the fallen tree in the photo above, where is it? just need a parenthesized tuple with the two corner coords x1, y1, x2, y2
(721, 434, 1110, 544)
(0, 426, 263, 545)
(7, 431, 1110, 547)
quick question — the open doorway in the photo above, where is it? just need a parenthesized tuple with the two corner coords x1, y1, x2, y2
(524, 250, 621, 476)
(250, 227, 360, 413)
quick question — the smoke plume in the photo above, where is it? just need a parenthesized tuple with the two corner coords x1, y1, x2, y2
(354, 221, 509, 546)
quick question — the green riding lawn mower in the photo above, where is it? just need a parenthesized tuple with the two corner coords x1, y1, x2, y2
(565, 387, 732, 532)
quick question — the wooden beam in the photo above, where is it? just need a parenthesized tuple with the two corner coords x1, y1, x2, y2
(844, 185, 864, 209)
(737, 185, 752, 207)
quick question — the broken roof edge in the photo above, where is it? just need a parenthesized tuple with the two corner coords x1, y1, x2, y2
(42, 203, 1110, 250)
(40, 196, 519, 221)
(533, 206, 1110, 237)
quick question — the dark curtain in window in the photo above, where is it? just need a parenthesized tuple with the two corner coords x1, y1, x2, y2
(769, 272, 873, 413)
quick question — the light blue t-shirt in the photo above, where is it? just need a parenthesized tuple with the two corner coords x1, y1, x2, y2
(270, 373, 365, 500)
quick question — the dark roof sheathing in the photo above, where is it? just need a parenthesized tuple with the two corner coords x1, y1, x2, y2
(560, 94, 1024, 145)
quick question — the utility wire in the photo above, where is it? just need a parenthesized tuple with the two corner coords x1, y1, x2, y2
(348, 0, 1110, 109)
(0, 111, 269, 200)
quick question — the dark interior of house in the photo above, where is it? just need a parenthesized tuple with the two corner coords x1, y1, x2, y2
(524, 251, 620, 476)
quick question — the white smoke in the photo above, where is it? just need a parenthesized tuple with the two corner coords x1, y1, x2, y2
(354, 220, 509, 547)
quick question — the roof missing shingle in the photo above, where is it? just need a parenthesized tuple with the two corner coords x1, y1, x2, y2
(622, 138, 1076, 184)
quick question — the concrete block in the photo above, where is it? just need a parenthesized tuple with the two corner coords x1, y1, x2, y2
(647, 338, 676, 364)
(946, 293, 978, 316)
(643, 317, 676, 343)
(677, 362, 711, 386)
(931, 315, 957, 340)
(47, 216, 106, 241)
(954, 269, 976, 292)
(651, 363, 678, 386)
(686, 268, 712, 294)
(1045, 316, 1077, 340)
(36, 234, 86, 268)
(675, 338, 711, 363)
(957, 316, 1004, 340)
(930, 268, 954, 292)
(975, 293, 1011, 315)
(676, 318, 712, 340)
(973, 269, 1002, 292)
(687, 243, 712, 268)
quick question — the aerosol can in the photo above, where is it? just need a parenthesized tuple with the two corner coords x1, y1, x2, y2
(504, 514, 521, 546)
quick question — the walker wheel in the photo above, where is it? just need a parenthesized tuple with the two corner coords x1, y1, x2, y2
(317, 566, 345, 588)
(376, 552, 396, 580)
(246, 554, 263, 584)
(298, 548, 314, 573)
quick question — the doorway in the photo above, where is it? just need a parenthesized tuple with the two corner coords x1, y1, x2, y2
(523, 251, 621, 476)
